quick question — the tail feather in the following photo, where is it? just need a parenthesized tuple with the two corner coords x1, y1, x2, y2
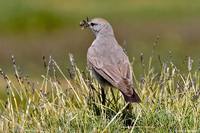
(122, 89, 141, 103)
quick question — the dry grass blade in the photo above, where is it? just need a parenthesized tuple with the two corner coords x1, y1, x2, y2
(0, 54, 199, 132)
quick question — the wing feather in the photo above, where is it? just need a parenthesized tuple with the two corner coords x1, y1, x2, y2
(87, 37, 138, 99)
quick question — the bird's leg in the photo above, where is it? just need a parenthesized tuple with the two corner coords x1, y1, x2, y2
(123, 103, 134, 126)
(126, 103, 132, 111)
(101, 87, 106, 105)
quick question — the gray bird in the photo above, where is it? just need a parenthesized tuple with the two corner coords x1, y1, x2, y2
(80, 18, 141, 103)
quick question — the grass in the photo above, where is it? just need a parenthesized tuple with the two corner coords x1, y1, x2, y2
(0, 0, 200, 32)
(0, 53, 199, 132)
(1, 0, 200, 76)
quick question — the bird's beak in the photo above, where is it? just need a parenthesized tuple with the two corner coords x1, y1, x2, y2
(80, 17, 90, 30)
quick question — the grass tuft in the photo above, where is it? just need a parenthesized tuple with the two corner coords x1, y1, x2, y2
(0, 54, 199, 132)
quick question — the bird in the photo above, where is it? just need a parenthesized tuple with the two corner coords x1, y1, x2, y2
(80, 17, 141, 103)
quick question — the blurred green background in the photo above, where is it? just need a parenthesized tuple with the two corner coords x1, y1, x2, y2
(0, 0, 200, 76)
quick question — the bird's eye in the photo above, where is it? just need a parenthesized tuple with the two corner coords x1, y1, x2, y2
(90, 23, 97, 26)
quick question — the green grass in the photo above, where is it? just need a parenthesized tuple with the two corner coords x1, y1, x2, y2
(0, 0, 200, 75)
(0, 0, 200, 32)
(0, 54, 199, 132)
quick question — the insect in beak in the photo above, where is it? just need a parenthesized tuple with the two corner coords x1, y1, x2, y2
(80, 17, 90, 29)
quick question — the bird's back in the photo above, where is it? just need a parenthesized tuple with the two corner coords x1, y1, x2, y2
(87, 36, 129, 67)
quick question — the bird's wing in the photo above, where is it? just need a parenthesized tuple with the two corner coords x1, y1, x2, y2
(88, 56, 120, 85)
(88, 55, 133, 95)
(87, 36, 135, 94)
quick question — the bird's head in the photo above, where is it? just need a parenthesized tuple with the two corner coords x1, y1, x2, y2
(80, 17, 114, 37)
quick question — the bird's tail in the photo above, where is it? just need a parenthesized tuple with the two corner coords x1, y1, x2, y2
(122, 88, 141, 103)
